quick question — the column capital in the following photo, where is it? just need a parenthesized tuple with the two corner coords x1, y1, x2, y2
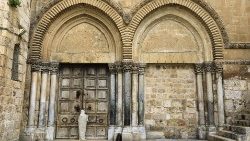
(195, 63, 204, 74)
(138, 64, 146, 75)
(49, 62, 59, 74)
(108, 63, 116, 74)
(204, 62, 214, 72)
(214, 62, 223, 73)
(41, 62, 50, 72)
(115, 61, 123, 72)
(31, 61, 42, 72)
(122, 62, 133, 72)
(132, 64, 139, 74)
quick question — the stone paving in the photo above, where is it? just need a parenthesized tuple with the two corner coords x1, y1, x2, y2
(55, 139, 207, 141)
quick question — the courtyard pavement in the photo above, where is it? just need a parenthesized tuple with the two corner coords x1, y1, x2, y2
(55, 139, 207, 141)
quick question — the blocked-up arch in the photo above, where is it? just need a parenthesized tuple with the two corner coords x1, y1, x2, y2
(127, 0, 227, 60)
(30, 0, 125, 61)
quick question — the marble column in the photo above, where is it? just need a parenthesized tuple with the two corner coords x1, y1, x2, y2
(115, 63, 123, 135)
(108, 64, 116, 140)
(195, 64, 206, 139)
(27, 62, 41, 128)
(47, 62, 59, 140)
(205, 62, 215, 132)
(38, 63, 49, 128)
(132, 64, 139, 127)
(215, 62, 225, 129)
(138, 64, 146, 125)
(109, 64, 116, 125)
(138, 64, 146, 140)
(123, 63, 132, 126)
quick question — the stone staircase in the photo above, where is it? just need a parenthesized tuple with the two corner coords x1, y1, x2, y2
(208, 113, 250, 141)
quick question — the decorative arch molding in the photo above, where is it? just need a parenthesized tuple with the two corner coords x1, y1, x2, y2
(128, 0, 228, 60)
(30, 0, 126, 61)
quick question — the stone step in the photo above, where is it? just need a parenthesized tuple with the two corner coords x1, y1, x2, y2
(217, 130, 238, 140)
(208, 133, 236, 141)
(234, 120, 250, 127)
(224, 125, 250, 134)
(236, 114, 250, 120)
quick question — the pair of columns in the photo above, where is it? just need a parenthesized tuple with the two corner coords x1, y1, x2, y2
(27, 61, 59, 140)
(108, 62, 146, 140)
(195, 62, 225, 139)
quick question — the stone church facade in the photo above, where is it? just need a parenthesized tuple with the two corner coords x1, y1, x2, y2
(0, 0, 250, 140)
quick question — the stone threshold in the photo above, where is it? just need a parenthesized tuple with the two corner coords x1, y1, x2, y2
(54, 139, 207, 141)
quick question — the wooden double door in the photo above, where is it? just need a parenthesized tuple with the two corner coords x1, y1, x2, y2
(56, 64, 109, 139)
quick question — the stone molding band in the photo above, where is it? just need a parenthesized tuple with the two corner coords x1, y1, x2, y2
(31, 62, 59, 73)
(109, 62, 146, 73)
(228, 43, 250, 49)
(195, 62, 223, 73)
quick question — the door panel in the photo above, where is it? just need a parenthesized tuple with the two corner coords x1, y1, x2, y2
(56, 65, 109, 139)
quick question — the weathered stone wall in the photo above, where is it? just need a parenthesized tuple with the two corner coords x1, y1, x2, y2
(0, 0, 30, 141)
(144, 64, 198, 139)
(223, 64, 250, 125)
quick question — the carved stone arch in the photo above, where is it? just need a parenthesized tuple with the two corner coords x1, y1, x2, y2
(42, 7, 121, 63)
(30, 0, 126, 61)
(128, 0, 229, 60)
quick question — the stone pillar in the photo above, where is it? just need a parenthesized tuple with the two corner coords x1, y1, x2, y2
(27, 62, 41, 129)
(115, 63, 123, 136)
(195, 64, 206, 139)
(47, 62, 59, 140)
(108, 64, 116, 140)
(123, 62, 132, 126)
(122, 62, 133, 140)
(38, 63, 49, 128)
(138, 64, 146, 125)
(131, 64, 139, 139)
(205, 62, 215, 132)
(215, 62, 225, 129)
(138, 64, 146, 140)
(132, 64, 139, 127)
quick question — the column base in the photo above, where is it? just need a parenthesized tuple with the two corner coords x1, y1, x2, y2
(114, 126, 122, 141)
(20, 127, 36, 141)
(108, 126, 115, 141)
(21, 127, 46, 141)
(198, 125, 206, 140)
(122, 126, 133, 141)
(46, 126, 55, 141)
(207, 125, 216, 135)
(138, 126, 146, 140)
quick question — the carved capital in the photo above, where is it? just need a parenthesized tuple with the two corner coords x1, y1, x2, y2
(31, 61, 42, 72)
(195, 63, 204, 74)
(41, 62, 50, 72)
(131, 64, 139, 74)
(49, 62, 59, 74)
(138, 63, 146, 75)
(123, 62, 133, 72)
(204, 62, 214, 72)
(108, 63, 116, 74)
(115, 61, 123, 72)
(214, 62, 223, 73)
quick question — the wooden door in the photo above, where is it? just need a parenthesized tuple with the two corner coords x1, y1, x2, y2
(56, 65, 109, 139)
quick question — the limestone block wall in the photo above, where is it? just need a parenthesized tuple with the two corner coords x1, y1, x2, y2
(223, 64, 250, 125)
(144, 64, 198, 139)
(0, 0, 30, 140)
(205, 0, 250, 42)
